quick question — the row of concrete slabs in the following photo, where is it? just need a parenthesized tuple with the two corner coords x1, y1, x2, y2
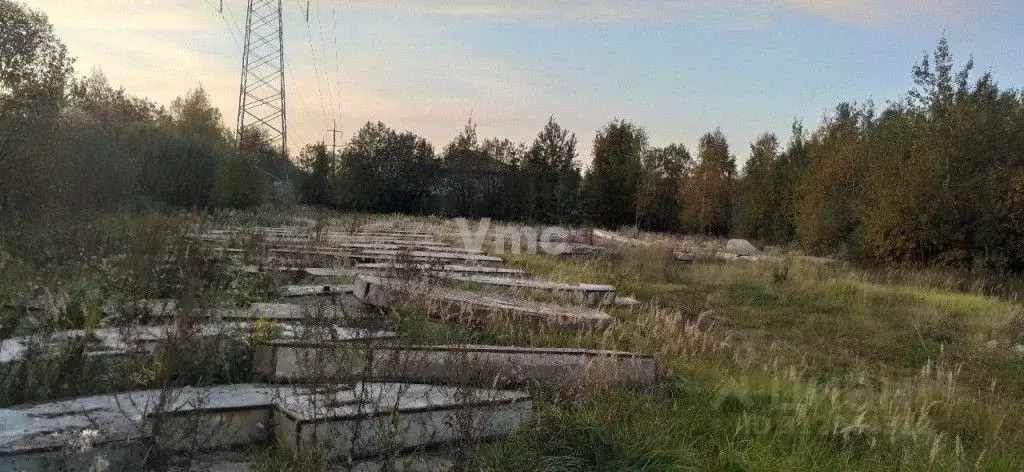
(0, 225, 655, 470)
(0, 383, 529, 471)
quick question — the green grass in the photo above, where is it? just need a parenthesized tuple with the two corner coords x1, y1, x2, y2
(4, 213, 1024, 470)
(487, 248, 1024, 471)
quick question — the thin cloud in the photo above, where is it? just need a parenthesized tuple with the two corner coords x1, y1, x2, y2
(323, 0, 972, 26)
(772, 0, 967, 26)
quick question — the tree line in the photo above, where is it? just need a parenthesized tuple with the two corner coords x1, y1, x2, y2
(5, 1, 1024, 271)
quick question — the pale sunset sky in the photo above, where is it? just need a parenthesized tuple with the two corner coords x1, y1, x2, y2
(21, 0, 1024, 165)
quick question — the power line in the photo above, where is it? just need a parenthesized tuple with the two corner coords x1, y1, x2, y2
(314, 0, 339, 116)
(297, 0, 331, 127)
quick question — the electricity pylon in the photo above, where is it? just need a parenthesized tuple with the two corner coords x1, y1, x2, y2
(236, 0, 287, 156)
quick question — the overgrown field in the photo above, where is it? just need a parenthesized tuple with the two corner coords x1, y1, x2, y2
(2, 211, 1024, 471)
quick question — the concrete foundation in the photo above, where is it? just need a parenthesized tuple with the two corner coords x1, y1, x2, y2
(441, 274, 616, 307)
(255, 342, 656, 389)
(353, 276, 613, 332)
(355, 263, 527, 278)
(0, 383, 529, 471)
(274, 383, 530, 460)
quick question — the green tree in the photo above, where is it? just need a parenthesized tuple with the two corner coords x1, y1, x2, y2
(298, 142, 335, 207)
(794, 103, 871, 255)
(522, 117, 582, 224)
(734, 133, 780, 240)
(482, 137, 528, 220)
(637, 144, 691, 232)
(681, 129, 735, 235)
(0, 0, 73, 213)
(765, 121, 809, 244)
(339, 121, 435, 213)
(583, 120, 647, 228)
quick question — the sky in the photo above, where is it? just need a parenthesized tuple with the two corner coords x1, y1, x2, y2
(22, 0, 1024, 167)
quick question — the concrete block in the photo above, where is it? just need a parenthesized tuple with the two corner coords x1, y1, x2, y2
(279, 285, 354, 298)
(672, 250, 696, 263)
(0, 382, 528, 470)
(1, 323, 396, 366)
(0, 384, 276, 471)
(255, 342, 656, 389)
(725, 239, 760, 256)
(353, 275, 613, 333)
(442, 274, 616, 307)
(592, 230, 654, 248)
(355, 263, 527, 278)
(274, 383, 531, 460)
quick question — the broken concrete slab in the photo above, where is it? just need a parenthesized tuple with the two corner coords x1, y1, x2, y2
(355, 263, 527, 278)
(1, 295, 49, 312)
(225, 239, 485, 256)
(353, 275, 613, 333)
(0, 384, 277, 471)
(169, 451, 457, 472)
(274, 383, 531, 460)
(715, 252, 761, 262)
(354, 231, 437, 239)
(271, 248, 503, 266)
(592, 230, 654, 248)
(556, 244, 605, 257)
(303, 267, 363, 278)
(0, 322, 398, 365)
(255, 342, 656, 389)
(0, 383, 528, 470)
(136, 301, 317, 322)
(279, 285, 354, 298)
(441, 274, 616, 307)
(196, 230, 447, 249)
(725, 239, 760, 256)
(355, 249, 503, 266)
(0, 322, 241, 364)
(613, 296, 641, 307)
(672, 250, 696, 263)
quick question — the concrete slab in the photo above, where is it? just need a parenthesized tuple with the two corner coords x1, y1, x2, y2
(715, 252, 761, 262)
(442, 274, 616, 307)
(168, 451, 456, 472)
(255, 342, 656, 389)
(279, 285, 354, 298)
(0, 383, 528, 470)
(725, 239, 760, 256)
(274, 383, 530, 460)
(592, 230, 654, 248)
(0, 323, 397, 365)
(136, 301, 311, 322)
(614, 296, 641, 307)
(557, 244, 605, 257)
(353, 276, 613, 333)
(263, 248, 503, 267)
(196, 231, 446, 248)
(227, 239, 484, 255)
(355, 263, 527, 278)
(304, 267, 364, 278)
(0, 384, 277, 471)
(672, 250, 696, 263)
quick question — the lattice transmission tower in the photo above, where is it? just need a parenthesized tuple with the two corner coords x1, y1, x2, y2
(236, 0, 287, 155)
